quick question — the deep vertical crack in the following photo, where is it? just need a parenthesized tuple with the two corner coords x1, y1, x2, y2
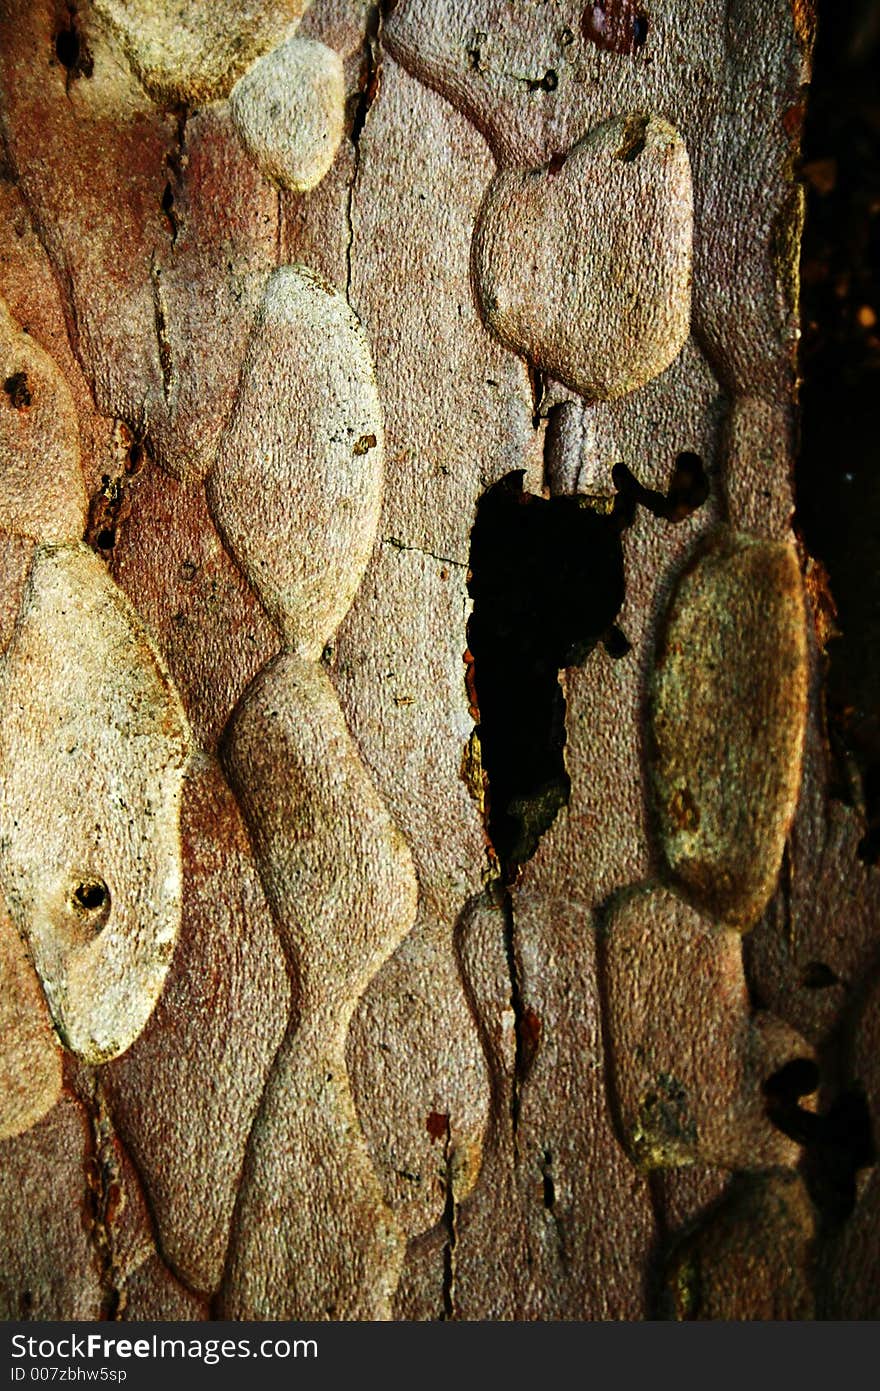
(161, 108, 187, 248)
(439, 1118, 458, 1320)
(345, 4, 385, 307)
(149, 256, 173, 402)
(81, 1072, 126, 1320)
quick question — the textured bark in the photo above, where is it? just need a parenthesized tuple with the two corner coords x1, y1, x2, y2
(0, 0, 876, 1322)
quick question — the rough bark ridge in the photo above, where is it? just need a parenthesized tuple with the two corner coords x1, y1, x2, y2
(0, 0, 875, 1321)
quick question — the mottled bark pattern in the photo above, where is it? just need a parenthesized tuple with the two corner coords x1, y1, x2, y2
(0, 0, 875, 1323)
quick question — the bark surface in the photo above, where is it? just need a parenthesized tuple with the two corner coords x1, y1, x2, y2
(0, 0, 876, 1322)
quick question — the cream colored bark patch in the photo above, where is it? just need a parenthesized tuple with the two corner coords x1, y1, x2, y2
(0, 299, 86, 544)
(649, 529, 808, 930)
(219, 653, 417, 1319)
(91, 0, 309, 104)
(230, 36, 345, 193)
(473, 114, 693, 400)
(207, 265, 384, 659)
(0, 543, 190, 1063)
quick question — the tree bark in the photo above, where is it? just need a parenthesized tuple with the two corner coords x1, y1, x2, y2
(0, 0, 876, 1322)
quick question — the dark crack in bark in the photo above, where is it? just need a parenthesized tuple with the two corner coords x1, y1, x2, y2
(81, 1074, 127, 1320)
(439, 1116, 458, 1320)
(345, 5, 386, 308)
(149, 257, 173, 403)
(161, 108, 188, 248)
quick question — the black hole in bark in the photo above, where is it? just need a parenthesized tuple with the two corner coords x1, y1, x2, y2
(72, 878, 110, 923)
(468, 456, 706, 878)
(96, 528, 115, 550)
(3, 372, 31, 409)
(542, 1149, 556, 1210)
(467, 471, 628, 877)
(54, 14, 92, 79)
(857, 828, 880, 862)
(763, 1057, 820, 1104)
(808, 1089, 876, 1226)
(55, 26, 79, 69)
(801, 960, 841, 989)
(666, 452, 710, 515)
(74, 880, 107, 911)
(612, 453, 709, 522)
(765, 1064, 875, 1226)
(603, 623, 632, 659)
